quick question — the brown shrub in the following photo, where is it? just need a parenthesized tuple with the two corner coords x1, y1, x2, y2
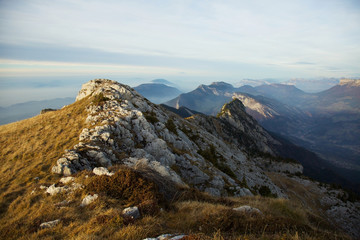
(86, 168, 162, 208)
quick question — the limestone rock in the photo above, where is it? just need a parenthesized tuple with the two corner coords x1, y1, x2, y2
(143, 234, 187, 240)
(233, 205, 263, 215)
(80, 194, 98, 207)
(122, 206, 140, 219)
(40, 219, 60, 228)
(46, 184, 67, 196)
(93, 167, 114, 176)
(59, 176, 74, 184)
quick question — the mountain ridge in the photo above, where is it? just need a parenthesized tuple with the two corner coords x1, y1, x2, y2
(165, 80, 360, 191)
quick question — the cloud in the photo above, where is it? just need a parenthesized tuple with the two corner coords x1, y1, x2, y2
(293, 62, 316, 65)
(0, 0, 359, 79)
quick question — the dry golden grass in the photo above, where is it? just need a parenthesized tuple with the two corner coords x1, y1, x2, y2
(0, 96, 351, 240)
(0, 97, 90, 239)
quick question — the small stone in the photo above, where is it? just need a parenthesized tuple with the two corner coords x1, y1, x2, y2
(80, 194, 98, 207)
(46, 184, 67, 196)
(60, 176, 74, 184)
(233, 205, 263, 215)
(122, 206, 140, 219)
(40, 219, 60, 228)
(93, 167, 114, 176)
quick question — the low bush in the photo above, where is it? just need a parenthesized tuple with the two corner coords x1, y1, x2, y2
(258, 185, 277, 198)
(87, 168, 162, 209)
(198, 145, 236, 179)
(166, 119, 178, 135)
(92, 93, 109, 105)
(144, 111, 159, 124)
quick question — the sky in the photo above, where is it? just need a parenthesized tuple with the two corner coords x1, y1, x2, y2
(0, 0, 360, 106)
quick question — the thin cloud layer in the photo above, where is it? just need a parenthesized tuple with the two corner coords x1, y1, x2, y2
(0, 0, 359, 105)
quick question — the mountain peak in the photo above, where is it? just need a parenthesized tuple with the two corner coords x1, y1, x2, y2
(217, 98, 252, 129)
(220, 98, 246, 113)
(76, 79, 136, 102)
(151, 79, 174, 86)
(209, 81, 234, 90)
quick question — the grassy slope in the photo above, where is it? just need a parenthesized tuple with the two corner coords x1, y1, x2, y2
(0, 97, 90, 238)
(0, 96, 350, 240)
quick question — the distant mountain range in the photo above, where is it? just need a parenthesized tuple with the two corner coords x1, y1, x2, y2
(0, 97, 74, 125)
(134, 82, 182, 104)
(165, 79, 360, 192)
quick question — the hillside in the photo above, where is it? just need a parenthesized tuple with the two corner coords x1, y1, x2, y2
(0, 79, 359, 239)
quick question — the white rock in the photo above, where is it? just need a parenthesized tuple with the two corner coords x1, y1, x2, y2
(40, 219, 60, 228)
(122, 206, 140, 219)
(170, 235, 187, 240)
(46, 184, 67, 195)
(142, 234, 187, 240)
(93, 167, 114, 176)
(157, 234, 173, 240)
(60, 176, 74, 184)
(80, 194, 98, 207)
(233, 205, 263, 215)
